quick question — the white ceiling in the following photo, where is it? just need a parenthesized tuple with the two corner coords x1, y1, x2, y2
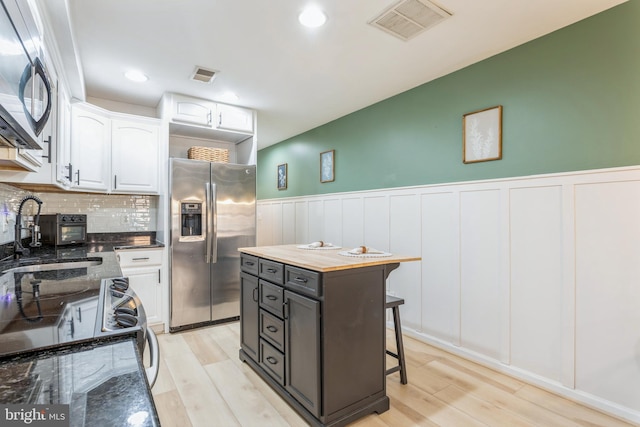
(51, 0, 625, 149)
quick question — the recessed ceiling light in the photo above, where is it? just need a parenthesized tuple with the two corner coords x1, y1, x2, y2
(220, 91, 239, 102)
(125, 70, 148, 82)
(298, 6, 326, 28)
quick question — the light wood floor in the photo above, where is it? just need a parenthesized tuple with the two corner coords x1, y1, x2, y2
(151, 322, 635, 427)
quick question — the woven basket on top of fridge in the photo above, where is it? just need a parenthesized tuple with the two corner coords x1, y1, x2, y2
(187, 146, 229, 163)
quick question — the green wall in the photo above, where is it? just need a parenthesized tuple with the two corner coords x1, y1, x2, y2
(257, 1, 640, 200)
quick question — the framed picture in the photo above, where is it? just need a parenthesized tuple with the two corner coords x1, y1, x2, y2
(463, 105, 503, 163)
(320, 150, 335, 183)
(277, 163, 287, 190)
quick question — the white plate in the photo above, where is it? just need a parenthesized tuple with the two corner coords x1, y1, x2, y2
(338, 251, 392, 257)
(296, 244, 342, 250)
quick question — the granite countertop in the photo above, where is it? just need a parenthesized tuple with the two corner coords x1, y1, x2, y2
(0, 337, 159, 427)
(0, 232, 162, 426)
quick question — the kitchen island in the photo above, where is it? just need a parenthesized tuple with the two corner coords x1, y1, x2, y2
(238, 244, 420, 427)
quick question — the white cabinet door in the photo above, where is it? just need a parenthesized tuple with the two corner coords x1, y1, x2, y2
(117, 247, 164, 327)
(171, 94, 215, 127)
(216, 103, 254, 134)
(57, 87, 72, 187)
(70, 104, 110, 191)
(121, 267, 162, 326)
(111, 119, 159, 194)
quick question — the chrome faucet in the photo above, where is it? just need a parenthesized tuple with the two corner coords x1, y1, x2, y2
(14, 195, 43, 260)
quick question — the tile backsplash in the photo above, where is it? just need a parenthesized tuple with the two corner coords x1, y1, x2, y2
(0, 182, 158, 245)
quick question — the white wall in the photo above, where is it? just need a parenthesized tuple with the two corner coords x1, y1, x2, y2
(256, 165, 640, 424)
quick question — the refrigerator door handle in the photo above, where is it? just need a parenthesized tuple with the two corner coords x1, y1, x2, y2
(205, 182, 212, 263)
(211, 183, 218, 263)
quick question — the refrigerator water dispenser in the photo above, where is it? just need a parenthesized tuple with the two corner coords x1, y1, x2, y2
(181, 202, 203, 239)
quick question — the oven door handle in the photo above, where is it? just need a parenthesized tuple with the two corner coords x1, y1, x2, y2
(145, 328, 160, 388)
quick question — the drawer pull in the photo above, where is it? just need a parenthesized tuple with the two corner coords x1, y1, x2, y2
(132, 257, 150, 261)
(245, 261, 255, 266)
(266, 325, 278, 333)
(294, 276, 308, 283)
(266, 295, 278, 301)
(266, 268, 278, 273)
(266, 356, 278, 365)
(252, 287, 258, 302)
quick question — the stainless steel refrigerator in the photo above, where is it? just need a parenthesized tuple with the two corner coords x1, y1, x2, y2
(169, 158, 256, 331)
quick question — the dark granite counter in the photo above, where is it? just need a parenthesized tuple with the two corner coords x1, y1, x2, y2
(0, 337, 159, 427)
(0, 232, 162, 426)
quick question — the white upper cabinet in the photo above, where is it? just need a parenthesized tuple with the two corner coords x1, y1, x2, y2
(171, 93, 216, 127)
(70, 103, 111, 191)
(216, 103, 254, 134)
(70, 102, 160, 194)
(111, 119, 159, 193)
(161, 93, 255, 143)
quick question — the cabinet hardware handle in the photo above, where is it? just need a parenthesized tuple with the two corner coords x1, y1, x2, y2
(76, 307, 82, 322)
(218, 113, 222, 126)
(252, 287, 258, 302)
(75, 170, 80, 185)
(283, 300, 289, 319)
(114, 175, 117, 189)
(266, 268, 277, 273)
(66, 163, 73, 182)
(207, 110, 212, 125)
(294, 277, 308, 283)
(42, 136, 52, 163)
(266, 325, 278, 333)
(266, 295, 277, 301)
(266, 356, 277, 365)
(158, 269, 161, 284)
(132, 257, 150, 261)
(245, 261, 255, 266)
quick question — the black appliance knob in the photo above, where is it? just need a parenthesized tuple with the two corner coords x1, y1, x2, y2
(114, 313, 138, 328)
(115, 306, 137, 316)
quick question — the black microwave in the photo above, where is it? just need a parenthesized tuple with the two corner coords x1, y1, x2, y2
(40, 214, 87, 246)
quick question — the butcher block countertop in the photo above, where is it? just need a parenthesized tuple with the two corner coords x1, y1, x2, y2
(238, 244, 421, 272)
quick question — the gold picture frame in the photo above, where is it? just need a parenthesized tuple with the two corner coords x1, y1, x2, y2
(463, 105, 503, 163)
(320, 150, 335, 183)
(277, 163, 287, 190)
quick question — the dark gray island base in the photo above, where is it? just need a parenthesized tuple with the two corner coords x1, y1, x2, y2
(238, 245, 420, 427)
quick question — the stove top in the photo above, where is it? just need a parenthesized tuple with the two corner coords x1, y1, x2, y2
(0, 262, 146, 359)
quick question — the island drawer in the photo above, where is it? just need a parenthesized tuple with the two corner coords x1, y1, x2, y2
(260, 309, 284, 352)
(260, 339, 285, 386)
(259, 259, 284, 284)
(285, 265, 322, 298)
(240, 253, 259, 275)
(259, 280, 284, 317)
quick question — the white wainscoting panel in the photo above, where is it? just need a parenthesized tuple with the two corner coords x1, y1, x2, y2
(323, 199, 343, 247)
(255, 166, 640, 423)
(420, 192, 460, 344)
(363, 196, 390, 251)
(295, 201, 308, 244)
(509, 185, 564, 382)
(342, 197, 364, 248)
(282, 202, 296, 244)
(574, 180, 640, 412)
(389, 194, 422, 330)
(459, 189, 505, 361)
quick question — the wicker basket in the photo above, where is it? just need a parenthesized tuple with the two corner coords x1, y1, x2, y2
(187, 146, 229, 163)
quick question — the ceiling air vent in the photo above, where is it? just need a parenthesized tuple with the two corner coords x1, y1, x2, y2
(369, 0, 452, 41)
(191, 66, 218, 84)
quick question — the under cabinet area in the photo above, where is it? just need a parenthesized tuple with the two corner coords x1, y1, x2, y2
(116, 247, 164, 327)
(70, 102, 160, 194)
(239, 250, 390, 427)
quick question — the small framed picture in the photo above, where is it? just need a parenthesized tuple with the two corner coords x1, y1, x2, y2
(463, 105, 503, 163)
(320, 150, 335, 183)
(277, 163, 287, 190)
